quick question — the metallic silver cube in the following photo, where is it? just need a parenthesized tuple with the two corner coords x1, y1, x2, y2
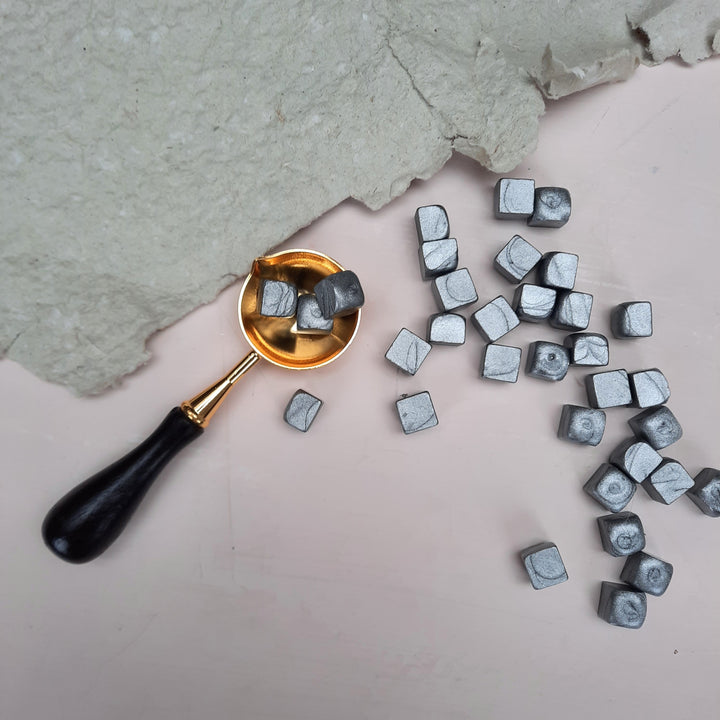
(564, 333, 609, 367)
(642, 459, 693, 504)
(520, 542, 568, 590)
(296, 293, 334, 335)
(385, 328, 431, 375)
(526, 341, 570, 381)
(550, 291, 593, 331)
(688, 468, 720, 517)
(558, 405, 606, 446)
(585, 369, 632, 408)
(620, 552, 673, 596)
(597, 511, 646, 557)
(258, 279, 298, 317)
(471, 296, 519, 342)
(396, 391, 438, 434)
(536, 252, 578, 290)
(494, 178, 535, 219)
(513, 284, 556, 322)
(611, 302, 653, 338)
(610, 438, 663, 483)
(494, 234, 542, 283)
(427, 313, 466, 346)
(628, 406, 682, 450)
(314, 270, 365, 318)
(418, 237, 458, 279)
(415, 205, 449, 243)
(431, 268, 478, 311)
(597, 582, 647, 629)
(629, 368, 670, 408)
(527, 187, 572, 228)
(584, 464, 636, 513)
(482, 344, 522, 383)
(284, 390, 323, 432)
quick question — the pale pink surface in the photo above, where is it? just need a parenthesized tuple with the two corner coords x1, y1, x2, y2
(2, 60, 720, 719)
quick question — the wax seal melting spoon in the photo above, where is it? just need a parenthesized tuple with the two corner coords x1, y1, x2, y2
(42, 249, 361, 563)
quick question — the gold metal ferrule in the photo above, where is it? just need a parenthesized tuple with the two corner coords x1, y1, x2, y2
(181, 351, 260, 428)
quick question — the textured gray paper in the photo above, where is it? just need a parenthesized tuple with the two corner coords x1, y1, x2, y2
(1, 1, 718, 393)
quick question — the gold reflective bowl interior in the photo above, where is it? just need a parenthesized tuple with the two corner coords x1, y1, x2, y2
(238, 249, 361, 369)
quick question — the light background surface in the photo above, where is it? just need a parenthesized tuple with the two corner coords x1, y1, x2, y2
(2, 59, 719, 719)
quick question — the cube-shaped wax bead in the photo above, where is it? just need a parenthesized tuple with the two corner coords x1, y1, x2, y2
(628, 406, 682, 450)
(527, 187, 572, 228)
(558, 405, 606, 446)
(597, 582, 647, 629)
(526, 341, 570, 381)
(385, 328, 431, 375)
(620, 552, 673, 596)
(493, 235, 542, 282)
(584, 464, 636, 513)
(471, 296, 519, 342)
(482, 344, 522, 383)
(585, 369, 632, 408)
(314, 270, 364, 318)
(536, 252, 578, 290)
(296, 294, 334, 334)
(642, 459, 694, 504)
(396, 391, 438, 434)
(610, 438, 663, 483)
(688, 468, 720, 517)
(520, 542, 568, 589)
(611, 302, 653, 338)
(513, 284, 556, 322)
(564, 333, 609, 367)
(415, 205, 450, 244)
(597, 512, 646, 557)
(258, 279, 298, 317)
(494, 178, 535, 219)
(283, 390, 323, 432)
(431, 268, 478, 311)
(550, 291, 593, 331)
(629, 368, 670, 408)
(418, 238, 458, 279)
(427, 313, 466, 346)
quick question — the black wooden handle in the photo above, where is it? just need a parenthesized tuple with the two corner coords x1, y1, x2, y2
(42, 408, 203, 563)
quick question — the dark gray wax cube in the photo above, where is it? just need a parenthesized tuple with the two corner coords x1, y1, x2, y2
(611, 302, 653, 338)
(527, 187, 572, 228)
(597, 512, 646, 557)
(628, 406, 682, 450)
(526, 341, 570, 381)
(471, 296, 520, 342)
(564, 332, 609, 366)
(513, 284, 556, 322)
(585, 369, 632, 408)
(385, 328, 431, 375)
(584, 464, 636, 513)
(418, 238, 458, 279)
(520, 542, 568, 589)
(314, 270, 364, 318)
(620, 552, 673, 596)
(494, 234, 542, 282)
(610, 438, 663, 483)
(642, 459, 694, 504)
(550, 291, 593, 331)
(414, 205, 449, 243)
(482, 344, 522, 383)
(688, 468, 720, 517)
(597, 582, 647, 629)
(558, 405, 606, 446)
(258, 279, 298, 317)
(396, 392, 438, 434)
(494, 178, 535, 219)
